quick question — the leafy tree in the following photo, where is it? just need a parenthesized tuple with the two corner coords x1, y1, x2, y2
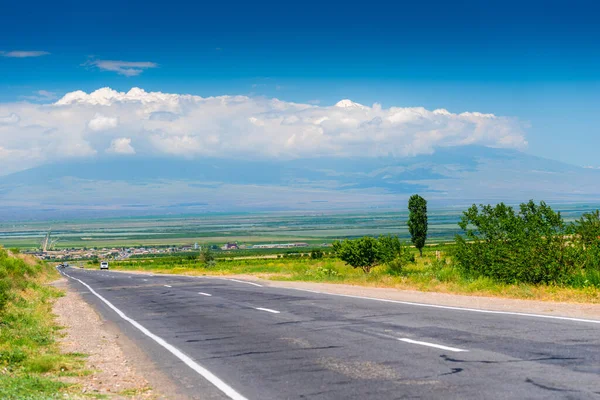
(455, 200, 577, 284)
(376, 235, 405, 264)
(310, 249, 324, 259)
(333, 237, 379, 273)
(200, 246, 216, 267)
(408, 194, 428, 256)
(333, 235, 407, 273)
(568, 210, 600, 270)
(569, 210, 600, 246)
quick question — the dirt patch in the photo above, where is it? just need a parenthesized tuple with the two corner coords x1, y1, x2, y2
(52, 278, 177, 399)
(318, 357, 399, 380)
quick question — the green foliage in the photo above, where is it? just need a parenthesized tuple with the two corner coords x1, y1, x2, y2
(333, 235, 408, 273)
(200, 246, 216, 267)
(408, 194, 428, 255)
(569, 210, 600, 246)
(0, 248, 82, 398)
(454, 200, 578, 284)
(310, 249, 324, 259)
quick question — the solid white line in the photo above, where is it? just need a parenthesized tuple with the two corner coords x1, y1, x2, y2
(60, 271, 247, 400)
(287, 288, 600, 325)
(199, 292, 212, 297)
(164, 285, 172, 288)
(398, 338, 467, 352)
(255, 307, 280, 314)
(225, 278, 263, 287)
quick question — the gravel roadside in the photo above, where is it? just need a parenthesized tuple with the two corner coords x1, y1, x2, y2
(52, 278, 185, 399)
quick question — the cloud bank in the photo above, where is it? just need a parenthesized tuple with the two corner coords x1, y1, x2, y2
(0, 87, 527, 175)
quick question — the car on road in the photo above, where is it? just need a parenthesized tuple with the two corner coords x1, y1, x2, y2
(100, 261, 109, 270)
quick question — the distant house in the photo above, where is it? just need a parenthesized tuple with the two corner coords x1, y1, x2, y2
(221, 242, 239, 250)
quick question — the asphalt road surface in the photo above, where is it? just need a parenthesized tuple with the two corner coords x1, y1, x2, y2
(60, 267, 600, 400)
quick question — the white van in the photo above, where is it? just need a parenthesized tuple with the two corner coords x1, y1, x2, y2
(100, 261, 109, 270)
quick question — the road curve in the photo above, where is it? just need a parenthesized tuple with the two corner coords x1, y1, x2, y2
(60, 267, 600, 400)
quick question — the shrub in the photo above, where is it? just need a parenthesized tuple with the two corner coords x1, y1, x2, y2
(310, 249, 324, 259)
(569, 210, 600, 271)
(454, 200, 577, 284)
(200, 247, 215, 267)
(333, 235, 408, 273)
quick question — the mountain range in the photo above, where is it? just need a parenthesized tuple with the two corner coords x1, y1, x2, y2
(1, 146, 598, 219)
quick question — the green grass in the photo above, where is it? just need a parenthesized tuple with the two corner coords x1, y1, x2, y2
(0, 249, 88, 399)
(0, 374, 69, 400)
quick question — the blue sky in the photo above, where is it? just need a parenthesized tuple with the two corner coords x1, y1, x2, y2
(1, 0, 599, 167)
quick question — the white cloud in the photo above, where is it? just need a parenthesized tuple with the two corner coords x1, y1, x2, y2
(107, 137, 135, 154)
(0, 87, 528, 174)
(88, 114, 118, 131)
(1, 51, 50, 58)
(0, 113, 20, 125)
(84, 59, 158, 76)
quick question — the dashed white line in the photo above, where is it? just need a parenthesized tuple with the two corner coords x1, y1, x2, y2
(255, 307, 280, 314)
(164, 285, 172, 288)
(60, 271, 247, 400)
(199, 292, 212, 296)
(398, 338, 467, 352)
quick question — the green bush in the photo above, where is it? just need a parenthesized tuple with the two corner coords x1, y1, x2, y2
(569, 210, 600, 271)
(310, 249, 324, 259)
(455, 201, 577, 284)
(333, 235, 409, 273)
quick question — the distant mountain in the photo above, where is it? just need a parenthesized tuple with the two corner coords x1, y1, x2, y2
(1, 146, 599, 219)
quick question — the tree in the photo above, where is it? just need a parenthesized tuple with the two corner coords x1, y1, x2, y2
(333, 235, 406, 273)
(408, 194, 428, 256)
(569, 210, 600, 246)
(454, 200, 577, 284)
(333, 237, 379, 273)
(310, 249, 324, 259)
(200, 246, 216, 267)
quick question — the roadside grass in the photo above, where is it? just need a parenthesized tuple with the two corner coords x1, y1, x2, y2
(98, 247, 600, 304)
(0, 248, 89, 399)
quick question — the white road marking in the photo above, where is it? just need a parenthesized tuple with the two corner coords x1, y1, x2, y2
(398, 338, 467, 352)
(73, 268, 600, 325)
(287, 288, 600, 325)
(255, 307, 280, 314)
(164, 285, 172, 288)
(225, 278, 263, 287)
(199, 292, 212, 296)
(60, 271, 247, 400)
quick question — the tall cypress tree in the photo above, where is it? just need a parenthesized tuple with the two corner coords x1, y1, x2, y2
(408, 194, 428, 256)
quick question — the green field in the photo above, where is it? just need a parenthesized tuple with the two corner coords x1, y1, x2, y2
(2, 204, 599, 250)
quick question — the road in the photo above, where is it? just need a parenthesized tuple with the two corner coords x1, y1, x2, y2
(60, 267, 600, 400)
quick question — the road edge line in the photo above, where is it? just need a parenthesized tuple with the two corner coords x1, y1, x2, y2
(286, 288, 600, 325)
(60, 270, 248, 400)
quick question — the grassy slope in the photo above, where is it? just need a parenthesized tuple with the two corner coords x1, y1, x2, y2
(102, 247, 600, 304)
(0, 250, 87, 399)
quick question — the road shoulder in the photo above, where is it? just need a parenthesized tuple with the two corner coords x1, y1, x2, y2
(52, 278, 187, 399)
